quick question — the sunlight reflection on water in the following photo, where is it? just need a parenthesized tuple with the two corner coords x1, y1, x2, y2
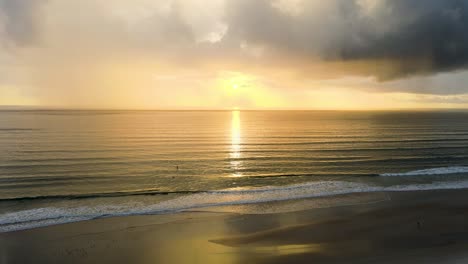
(230, 110, 242, 177)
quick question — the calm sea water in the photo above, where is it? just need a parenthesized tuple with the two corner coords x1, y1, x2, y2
(2, 110, 468, 232)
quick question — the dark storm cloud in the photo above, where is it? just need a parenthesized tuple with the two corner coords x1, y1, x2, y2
(340, 0, 468, 79)
(224, 0, 468, 80)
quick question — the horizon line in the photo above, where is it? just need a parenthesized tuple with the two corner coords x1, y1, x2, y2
(1, 105, 468, 112)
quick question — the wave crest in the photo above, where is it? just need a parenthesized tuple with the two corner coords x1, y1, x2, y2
(380, 166, 468, 177)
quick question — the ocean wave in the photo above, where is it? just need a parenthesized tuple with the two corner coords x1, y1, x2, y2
(380, 166, 468, 177)
(0, 189, 201, 202)
(3, 179, 468, 233)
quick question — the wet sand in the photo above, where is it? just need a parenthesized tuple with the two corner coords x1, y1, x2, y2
(2, 190, 468, 263)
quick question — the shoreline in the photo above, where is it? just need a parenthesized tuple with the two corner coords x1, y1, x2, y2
(5, 175, 468, 233)
(2, 189, 468, 263)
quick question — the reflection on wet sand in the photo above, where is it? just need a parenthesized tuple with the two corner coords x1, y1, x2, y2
(5, 190, 468, 263)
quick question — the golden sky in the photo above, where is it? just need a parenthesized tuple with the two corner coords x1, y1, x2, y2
(1, 0, 468, 109)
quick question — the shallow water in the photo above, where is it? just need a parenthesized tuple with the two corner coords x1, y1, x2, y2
(1, 110, 468, 231)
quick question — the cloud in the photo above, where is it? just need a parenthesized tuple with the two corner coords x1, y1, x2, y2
(2, 0, 468, 107)
(4, 0, 468, 77)
(0, 0, 46, 46)
(224, 0, 468, 80)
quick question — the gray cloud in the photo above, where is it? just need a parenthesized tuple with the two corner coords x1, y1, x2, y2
(4, 0, 468, 79)
(0, 0, 46, 46)
(224, 0, 468, 80)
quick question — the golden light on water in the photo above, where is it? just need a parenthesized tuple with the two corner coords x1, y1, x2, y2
(231, 110, 241, 153)
(230, 110, 242, 177)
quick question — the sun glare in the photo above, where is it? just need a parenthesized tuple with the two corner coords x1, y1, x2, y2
(220, 72, 250, 92)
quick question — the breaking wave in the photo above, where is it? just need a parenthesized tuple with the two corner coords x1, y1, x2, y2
(380, 166, 468, 177)
(3, 178, 468, 233)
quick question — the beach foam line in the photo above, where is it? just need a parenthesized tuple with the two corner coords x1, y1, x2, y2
(380, 166, 468, 177)
(3, 179, 468, 233)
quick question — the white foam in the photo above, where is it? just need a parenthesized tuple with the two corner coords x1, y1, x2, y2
(380, 166, 468, 177)
(3, 179, 468, 233)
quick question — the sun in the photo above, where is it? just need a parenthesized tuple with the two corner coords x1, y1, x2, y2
(232, 83, 239, 90)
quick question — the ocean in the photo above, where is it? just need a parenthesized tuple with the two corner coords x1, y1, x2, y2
(1, 110, 468, 232)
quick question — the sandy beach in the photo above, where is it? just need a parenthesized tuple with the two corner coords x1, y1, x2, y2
(2, 189, 468, 264)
